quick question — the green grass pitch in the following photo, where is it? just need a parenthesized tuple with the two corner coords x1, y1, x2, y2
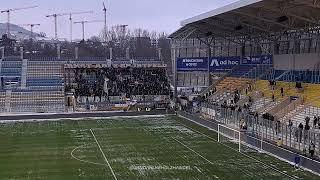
(0, 115, 318, 179)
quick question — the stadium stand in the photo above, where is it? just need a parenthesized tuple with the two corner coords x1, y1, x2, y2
(0, 57, 65, 113)
(0, 91, 5, 112)
(169, 0, 320, 164)
(0, 55, 169, 113)
(70, 67, 170, 97)
(229, 64, 272, 79)
(9, 90, 65, 113)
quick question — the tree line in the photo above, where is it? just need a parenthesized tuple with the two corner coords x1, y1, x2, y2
(0, 25, 171, 61)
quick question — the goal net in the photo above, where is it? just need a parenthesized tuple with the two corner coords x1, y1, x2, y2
(218, 124, 241, 152)
(218, 124, 262, 153)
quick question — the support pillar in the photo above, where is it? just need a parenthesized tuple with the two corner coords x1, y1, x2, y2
(195, 47, 200, 57)
(173, 47, 177, 102)
(5, 90, 12, 113)
(126, 47, 130, 59)
(1, 47, 4, 59)
(158, 48, 162, 60)
(75, 47, 79, 60)
(57, 44, 61, 60)
(109, 48, 113, 60)
(20, 47, 24, 60)
(207, 45, 212, 86)
(21, 59, 28, 89)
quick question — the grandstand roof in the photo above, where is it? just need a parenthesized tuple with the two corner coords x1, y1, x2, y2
(169, 0, 320, 39)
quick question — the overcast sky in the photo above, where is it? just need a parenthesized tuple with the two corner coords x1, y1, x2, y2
(1, 0, 238, 40)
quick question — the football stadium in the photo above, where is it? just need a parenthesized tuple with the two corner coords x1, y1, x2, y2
(1, 0, 320, 179)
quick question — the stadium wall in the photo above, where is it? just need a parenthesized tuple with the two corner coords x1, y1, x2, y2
(0, 109, 173, 121)
(273, 53, 320, 70)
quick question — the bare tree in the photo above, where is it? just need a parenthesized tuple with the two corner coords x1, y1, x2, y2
(133, 28, 143, 38)
(142, 29, 150, 37)
(150, 31, 157, 41)
(89, 36, 101, 42)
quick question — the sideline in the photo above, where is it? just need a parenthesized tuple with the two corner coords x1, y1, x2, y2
(90, 129, 118, 180)
(195, 113, 320, 164)
(172, 137, 214, 165)
(0, 109, 174, 121)
(0, 114, 172, 123)
(178, 112, 320, 176)
(177, 114, 299, 180)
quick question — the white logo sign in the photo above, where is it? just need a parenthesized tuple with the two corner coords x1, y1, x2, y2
(210, 59, 220, 67)
(210, 59, 239, 67)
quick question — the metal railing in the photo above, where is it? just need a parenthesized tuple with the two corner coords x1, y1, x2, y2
(200, 103, 320, 159)
(268, 98, 291, 115)
(180, 110, 320, 174)
(274, 96, 304, 121)
(200, 65, 241, 97)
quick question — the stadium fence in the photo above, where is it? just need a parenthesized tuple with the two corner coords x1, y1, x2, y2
(201, 103, 320, 158)
(179, 111, 320, 174)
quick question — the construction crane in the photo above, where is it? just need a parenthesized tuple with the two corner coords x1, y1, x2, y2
(74, 20, 103, 41)
(69, 11, 93, 42)
(20, 24, 40, 39)
(46, 11, 93, 41)
(0, 6, 38, 38)
(103, 2, 107, 42)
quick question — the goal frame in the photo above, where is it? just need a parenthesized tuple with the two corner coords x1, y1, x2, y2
(218, 124, 241, 152)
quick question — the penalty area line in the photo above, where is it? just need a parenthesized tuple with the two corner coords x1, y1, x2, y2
(172, 137, 214, 165)
(172, 137, 253, 177)
(90, 129, 117, 180)
(176, 116, 298, 180)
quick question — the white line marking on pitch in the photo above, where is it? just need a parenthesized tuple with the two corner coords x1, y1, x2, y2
(176, 116, 298, 180)
(172, 137, 251, 177)
(90, 129, 118, 180)
(172, 137, 214, 165)
(71, 144, 106, 166)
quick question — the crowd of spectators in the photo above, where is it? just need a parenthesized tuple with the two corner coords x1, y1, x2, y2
(69, 67, 170, 98)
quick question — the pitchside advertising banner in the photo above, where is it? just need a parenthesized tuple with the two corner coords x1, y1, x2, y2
(242, 55, 273, 65)
(176, 57, 208, 72)
(177, 55, 273, 72)
(176, 57, 240, 72)
(209, 56, 240, 72)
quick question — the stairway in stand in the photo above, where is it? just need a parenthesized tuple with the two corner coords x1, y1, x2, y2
(5, 90, 12, 112)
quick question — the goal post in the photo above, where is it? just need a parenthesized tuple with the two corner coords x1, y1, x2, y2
(218, 124, 241, 152)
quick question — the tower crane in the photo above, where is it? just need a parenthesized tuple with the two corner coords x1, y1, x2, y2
(20, 24, 40, 39)
(0, 6, 38, 38)
(69, 11, 93, 42)
(74, 20, 104, 41)
(46, 11, 93, 41)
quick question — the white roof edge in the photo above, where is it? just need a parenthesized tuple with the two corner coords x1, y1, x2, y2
(180, 0, 263, 26)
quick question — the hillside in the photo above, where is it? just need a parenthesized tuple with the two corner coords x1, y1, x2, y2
(0, 23, 42, 40)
